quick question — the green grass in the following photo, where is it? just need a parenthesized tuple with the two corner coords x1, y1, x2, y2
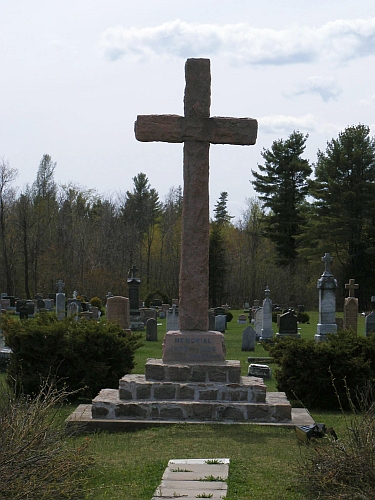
(3, 311, 367, 499)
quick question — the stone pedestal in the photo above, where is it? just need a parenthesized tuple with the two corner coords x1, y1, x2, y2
(162, 330, 226, 363)
(91, 359, 291, 424)
(315, 253, 338, 342)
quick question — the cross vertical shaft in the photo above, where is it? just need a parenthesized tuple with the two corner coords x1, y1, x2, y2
(180, 59, 210, 331)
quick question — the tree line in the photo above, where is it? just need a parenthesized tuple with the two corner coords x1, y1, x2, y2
(1, 123, 374, 310)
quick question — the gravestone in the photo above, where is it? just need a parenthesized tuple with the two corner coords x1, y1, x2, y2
(16, 299, 27, 313)
(0, 299, 10, 310)
(365, 312, 375, 336)
(237, 314, 247, 324)
(214, 314, 226, 333)
(19, 306, 28, 320)
(56, 279, 66, 321)
(140, 308, 157, 323)
(90, 306, 99, 319)
(254, 307, 263, 340)
(166, 304, 179, 333)
(127, 265, 141, 315)
(343, 279, 359, 333)
(336, 317, 344, 329)
(241, 325, 256, 351)
(315, 253, 338, 342)
(248, 363, 272, 379)
(26, 301, 35, 316)
(43, 299, 53, 310)
(261, 287, 273, 340)
(4, 296, 15, 308)
(67, 301, 79, 321)
(106, 296, 130, 330)
(146, 318, 157, 341)
(276, 309, 300, 338)
(37, 299, 45, 310)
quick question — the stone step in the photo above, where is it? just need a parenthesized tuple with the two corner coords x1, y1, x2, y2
(145, 358, 241, 383)
(119, 374, 266, 403)
(92, 389, 291, 423)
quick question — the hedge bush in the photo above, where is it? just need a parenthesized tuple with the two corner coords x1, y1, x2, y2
(268, 330, 375, 410)
(2, 313, 142, 399)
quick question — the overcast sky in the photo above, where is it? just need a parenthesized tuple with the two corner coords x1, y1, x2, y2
(2, 1, 375, 219)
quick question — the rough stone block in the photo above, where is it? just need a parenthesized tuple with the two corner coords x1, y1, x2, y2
(159, 406, 185, 420)
(119, 389, 132, 400)
(154, 384, 176, 400)
(136, 385, 151, 400)
(91, 406, 109, 417)
(199, 389, 218, 401)
(217, 405, 245, 421)
(177, 385, 195, 400)
(115, 403, 147, 419)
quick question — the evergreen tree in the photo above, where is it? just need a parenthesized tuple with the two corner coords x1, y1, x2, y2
(307, 124, 375, 307)
(251, 131, 312, 265)
(209, 192, 232, 307)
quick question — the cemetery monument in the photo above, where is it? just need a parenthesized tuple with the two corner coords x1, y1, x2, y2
(315, 252, 338, 342)
(68, 58, 300, 429)
(343, 279, 359, 333)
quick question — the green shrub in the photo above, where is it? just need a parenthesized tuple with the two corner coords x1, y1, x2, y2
(269, 330, 375, 410)
(226, 311, 233, 322)
(0, 379, 92, 499)
(2, 313, 142, 399)
(272, 311, 278, 323)
(90, 296, 103, 309)
(297, 311, 310, 323)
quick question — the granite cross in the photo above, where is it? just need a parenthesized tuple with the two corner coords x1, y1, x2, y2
(321, 252, 333, 276)
(56, 279, 65, 293)
(345, 279, 359, 297)
(129, 265, 138, 279)
(135, 58, 258, 331)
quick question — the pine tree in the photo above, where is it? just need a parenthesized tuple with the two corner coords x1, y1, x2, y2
(251, 131, 312, 265)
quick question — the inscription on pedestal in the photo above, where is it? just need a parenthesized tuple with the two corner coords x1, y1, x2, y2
(162, 331, 226, 363)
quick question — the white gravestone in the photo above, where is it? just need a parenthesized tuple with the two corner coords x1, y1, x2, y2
(261, 287, 273, 340)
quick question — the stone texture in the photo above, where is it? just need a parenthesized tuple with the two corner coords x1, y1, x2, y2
(106, 296, 130, 330)
(242, 325, 256, 351)
(135, 58, 257, 333)
(144, 359, 241, 383)
(162, 330, 226, 363)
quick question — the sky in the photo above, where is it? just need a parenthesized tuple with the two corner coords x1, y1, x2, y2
(1, 1, 375, 220)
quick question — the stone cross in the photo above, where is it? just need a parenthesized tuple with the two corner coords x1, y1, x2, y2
(135, 58, 257, 331)
(345, 279, 359, 297)
(129, 265, 138, 279)
(321, 252, 333, 276)
(56, 279, 65, 293)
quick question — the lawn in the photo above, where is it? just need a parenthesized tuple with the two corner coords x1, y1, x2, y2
(2, 310, 366, 499)
(73, 309, 364, 499)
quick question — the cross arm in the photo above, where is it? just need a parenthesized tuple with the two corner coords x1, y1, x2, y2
(135, 115, 258, 145)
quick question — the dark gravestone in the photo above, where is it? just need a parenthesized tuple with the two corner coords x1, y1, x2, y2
(4, 296, 15, 308)
(127, 265, 141, 315)
(241, 326, 256, 351)
(27, 301, 35, 316)
(214, 307, 226, 316)
(16, 299, 27, 313)
(146, 318, 157, 341)
(277, 309, 299, 338)
(37, 299, 45, 310)
(365, 311, 375, 337)
(19, 306, 28, 320)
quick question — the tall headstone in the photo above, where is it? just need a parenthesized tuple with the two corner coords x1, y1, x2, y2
(146, 318, 158, 341)
(127, 265, 141, 316)
(315, 253, 338, 342)
(106, 296, 130, 330)
(254, 307, 263, 340)
(343, 279, 359, 333)
(166, 304, 179, 333)
(261, 287, 273, 340)
(135, 57, 257, 363)
(67, 301, 79, 321)
(242, 325, 256, 351)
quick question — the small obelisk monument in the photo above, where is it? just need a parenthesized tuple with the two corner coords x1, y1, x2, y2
(135, 58, 257, 362)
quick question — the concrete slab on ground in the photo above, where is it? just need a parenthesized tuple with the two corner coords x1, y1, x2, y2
(66, 404, 315, 433)
(152, 458, 229, 499)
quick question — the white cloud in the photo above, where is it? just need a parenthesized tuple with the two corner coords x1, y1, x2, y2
(99, 18, 375, 66)
(360, 94, 375, 107)
(284, 76, 342, 102)
(258, 114, 317, 134)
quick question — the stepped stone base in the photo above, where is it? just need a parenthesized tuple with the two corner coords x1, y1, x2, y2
(92, 388, 291, 422)
(66, 358, 296, 431)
